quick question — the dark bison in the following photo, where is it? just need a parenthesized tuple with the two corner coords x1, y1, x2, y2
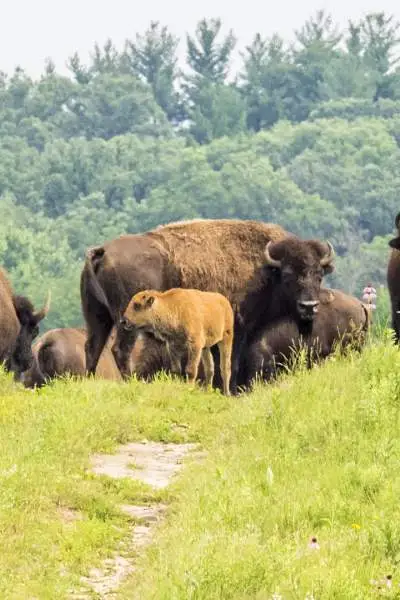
(111, 329, 207, 383)
(20, 328, 122, 388)
(81, 219, 334, 392)
(388, 211, 400, 342)
(0, 268, 51, 377)
(242, 288, 370, 386)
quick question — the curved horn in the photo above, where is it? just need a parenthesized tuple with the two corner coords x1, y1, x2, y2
(264, 241, 281, 269)
(33, 290, 51, 322)
(320, 241, 335, 267)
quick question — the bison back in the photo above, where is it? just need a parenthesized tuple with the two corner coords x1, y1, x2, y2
(151, 219, 288, 306)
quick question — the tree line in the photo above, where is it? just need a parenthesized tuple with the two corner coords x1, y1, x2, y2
(1, 10, 398, 330)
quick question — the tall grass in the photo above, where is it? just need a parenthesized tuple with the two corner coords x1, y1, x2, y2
(1, 332, 400, 598)
(121, 334, 400, 599)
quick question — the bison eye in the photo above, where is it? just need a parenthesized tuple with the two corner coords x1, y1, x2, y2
(133, 302, 141, 311)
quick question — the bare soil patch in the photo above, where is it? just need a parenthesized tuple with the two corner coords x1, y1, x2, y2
(71, 441, 202, 598)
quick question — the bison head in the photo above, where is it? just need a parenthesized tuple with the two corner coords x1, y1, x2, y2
(7, 291, 51, 378)
(264, 237, 335, 322)
(388, 212, 400, 250)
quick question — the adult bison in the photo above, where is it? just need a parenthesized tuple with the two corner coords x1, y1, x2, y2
(81, 219, 335, 392)
(242, 288, 370, 387)
(20, 328, 122, 388)
(0, 267, 51, 377)
(387, 212, 400, 342)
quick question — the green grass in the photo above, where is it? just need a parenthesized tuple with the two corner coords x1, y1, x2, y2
(2, 334, 400, 598)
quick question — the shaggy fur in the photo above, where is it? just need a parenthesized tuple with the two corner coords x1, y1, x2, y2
(244, 288, 370, 386)
(112, 329, 206, 382)
(20, 328, 121, 388)
(80, 218, 334, 393)
(0, 268, 20, 363)
(0, 268, 51, 376)
(240, 235, 335, 345)
(122, 288, 234, 395)
(80, 219, 289, 389)
(387, 211, 400, 342)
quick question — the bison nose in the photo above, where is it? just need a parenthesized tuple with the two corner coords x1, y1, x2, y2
(120, 316, 133, 331)
(297, 299, 320, 320)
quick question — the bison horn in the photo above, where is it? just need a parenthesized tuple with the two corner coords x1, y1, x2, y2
(264, 241, 281, 269)
(33, 290, 51, 322)
(320, 241, 335, 267)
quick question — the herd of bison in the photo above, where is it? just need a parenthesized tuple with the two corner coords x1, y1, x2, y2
(2, 213, 400, 395)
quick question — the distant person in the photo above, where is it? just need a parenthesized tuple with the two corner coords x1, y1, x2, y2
(362, 283, 377, 310)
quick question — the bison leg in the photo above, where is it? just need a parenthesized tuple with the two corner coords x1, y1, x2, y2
(185, 344, 203, 385)
(230, 318, 247, 395)
(245, 344, 266, 389)
(165, 341, 183, 377)
(392, 304, 400, 344)
(85, 313, 113, 375)
(201, 347, 214, 389)
(218, 332, 233, 397)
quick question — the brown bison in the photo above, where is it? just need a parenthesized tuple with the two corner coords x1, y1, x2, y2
(242, 288, 370, 386)
(20, 328, 122, 388)
(111, 328, 207, 383)
(388, 212, 400, 342)
(122, 288, 234, 394)
(0, 268, 51, 377)
(81, 219, 335, 393)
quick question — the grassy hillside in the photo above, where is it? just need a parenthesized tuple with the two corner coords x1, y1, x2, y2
(1, 334, 400, 598)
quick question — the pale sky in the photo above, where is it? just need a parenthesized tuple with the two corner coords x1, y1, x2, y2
(2, 0, 399, 78)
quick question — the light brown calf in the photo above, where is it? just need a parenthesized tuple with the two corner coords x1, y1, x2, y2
(121, 288, 234, 395)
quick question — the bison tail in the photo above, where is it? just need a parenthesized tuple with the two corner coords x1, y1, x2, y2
(82, 246, 111, 313)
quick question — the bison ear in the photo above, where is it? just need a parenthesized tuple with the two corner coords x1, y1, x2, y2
(389, 236, 400, 250)
(146, 296, 155, 308)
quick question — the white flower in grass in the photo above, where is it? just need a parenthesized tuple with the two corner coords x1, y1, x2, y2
(266, 466, 274, 485)
(370, 574, 393, 590)
(308, 536, 320, 550)
(0, 464, 17, 477)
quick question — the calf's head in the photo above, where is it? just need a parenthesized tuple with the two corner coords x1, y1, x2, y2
(264, 237, 335, 322)
(112, 291, 157, 377)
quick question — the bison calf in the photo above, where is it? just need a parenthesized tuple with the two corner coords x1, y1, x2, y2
(20, 328, 121, 388)
(120, 288, 234, 395)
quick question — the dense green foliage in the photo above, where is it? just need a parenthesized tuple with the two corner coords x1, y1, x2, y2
(2, 11, 399, 329)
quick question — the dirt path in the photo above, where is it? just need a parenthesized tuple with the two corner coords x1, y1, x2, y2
(69, 441, 202, 599)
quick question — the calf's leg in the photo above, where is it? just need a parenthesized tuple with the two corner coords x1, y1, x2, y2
(201, 347, 214, 389)
(218, 333, 233, 396)
(185, 343, 203, 384)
